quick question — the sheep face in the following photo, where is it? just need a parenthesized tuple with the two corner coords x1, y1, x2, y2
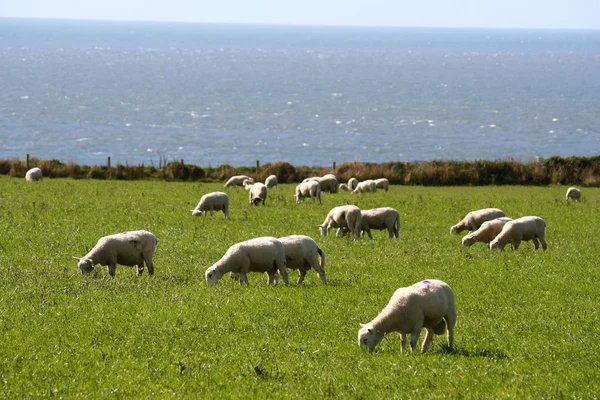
(77, 258, 95, 274)
(318, 225, 328, 236)
(461, 234, 476, 247)
(489, 239, 504, 250)
(191, 209, 203, 216)
(358, 324, 384, 352)
(205, 266, 223, 285)
(450, 225, 459, 234)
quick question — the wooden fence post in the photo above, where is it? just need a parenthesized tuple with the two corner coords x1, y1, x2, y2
(256, 160, 260, 170)
(107, 157, 111, 170)
(332, 161, 336, 171)
(26, 154, 30, 169)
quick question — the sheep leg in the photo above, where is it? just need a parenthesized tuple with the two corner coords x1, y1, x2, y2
(146, 260, 154, 276)
(209, 205, 214, 216)
(399, 333, 407, 352)
(513, 239, 522, 250)
(238, 274, 250, 285)
(336, 227, 344, 237)
(409, 327, 422, 352)
(366, 229, 373, 240)
(540, 236, 547, 250)
(136, 263, 144, 276)
(107, 263, 117, 276)
(421, 329, 435, 353)
(278, 266, 289, 285)
(532, 237, 539, 250)
(297, 269, 306, 285)
(267, 271, 277, 284)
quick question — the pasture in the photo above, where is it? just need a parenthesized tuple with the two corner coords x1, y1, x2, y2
(0, 177, 599, 398)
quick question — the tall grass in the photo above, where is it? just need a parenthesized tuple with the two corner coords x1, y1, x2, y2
(0, 177, 599, 398)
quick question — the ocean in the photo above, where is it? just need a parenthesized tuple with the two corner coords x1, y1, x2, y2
(1, 18, 599, 167)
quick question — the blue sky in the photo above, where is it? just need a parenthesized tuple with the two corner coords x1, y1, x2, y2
(2, 0, 599, 30)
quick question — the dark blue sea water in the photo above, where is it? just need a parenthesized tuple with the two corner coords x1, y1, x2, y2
(1, 18, 599, 167)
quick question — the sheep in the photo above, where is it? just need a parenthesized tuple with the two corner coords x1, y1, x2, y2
(303, 175, 338, 194)
(359, 207, 400, 239)
(191, 191, 229, 219)
(374, 178, 390, 192)
(358, 279, 457, 354)
(462, 217, 512, 247)
(352, 180, 377, 194)
(295, 180, 322, 204)
(277, 235, 326, 285)
(347, 177, 359, 190)
(338, 183, 350, 192)
(205, 237, 288, 285)
(25, 167, 43, 181)
(450, 208, 505, 234)
(566, 187, 581, 201)
(489, 216, 547, 251)
(74, 230, 158, 277)
(248, 182, 268, 206)
(224, 175, 254, 188)
(265, 174, 278, 189)
(318, 205, 362, 240)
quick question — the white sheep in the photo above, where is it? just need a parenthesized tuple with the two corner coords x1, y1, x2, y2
(265, 174, 278, 189)
(205, 237, 288, 285)
(74, 230, 158, 277)
(450, 208, 505, 234)
(352, 180, 377, 194)
(278, 235, 326, 285)
(359, 207, 400, 239)
(462, 217, 512, 247)
(248, 182, 268, 206)
(338, 183, 350, 192)
(489, 216, 547, 251)
(358, 279, 457, 354)
(318, 205, 362, 240)
(295, 180, 322, 204)
(303, 175, 338, 194)
(347, 177, 359, 190)
(25, 167, 43, 181)
(566, 187, 581, 201)
(191, 191, 229, 219)
(374, 178, 390, 192)
(224, 175, 254, 188)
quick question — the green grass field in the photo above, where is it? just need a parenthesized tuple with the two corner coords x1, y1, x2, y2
(0, 177, 599, 398)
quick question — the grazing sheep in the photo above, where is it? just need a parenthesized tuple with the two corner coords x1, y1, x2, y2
(338, 183, 350, 192)
(374, 178, 390, 192)
(462, 217, 512, 247)
(248, 182, 268, 206)
(278, 235, 326, 284)
(359, 207, 400, 239)
(295, 180, 322, 204)
(303, 175, 338, 194)
(489, 216, 547, 251)
(74, 230, 158, 277)
(348, 177, 359, 190)
(566, 187, 581, 202)
(352, 180, 377, 194)
(205, 237, 288, 285)
(224, 175, 254, 188)
(191, 192, 229, 219)
(319, 205, 362, 240)
(25, 167, 43, 181)
(358, 279, 457, 354)
(265, 174, 278, 189)
(450, 208, 505, 234)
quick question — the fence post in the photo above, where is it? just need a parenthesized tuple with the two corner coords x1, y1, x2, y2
(256, 160, 260, 170)
(332, 161, 336, 171)
(26, 154, 30, 169)
(107, 156, 111, 169)
(181, 159, 184, 166)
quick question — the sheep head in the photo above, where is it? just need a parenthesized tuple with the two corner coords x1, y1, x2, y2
(74, 256, 95, 274)
(358, 324, 384, 352)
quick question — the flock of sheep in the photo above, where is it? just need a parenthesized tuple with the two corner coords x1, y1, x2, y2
(23, 167, 580, 354)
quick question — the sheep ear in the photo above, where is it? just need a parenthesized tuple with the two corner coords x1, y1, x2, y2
(359, 323, 367, 327)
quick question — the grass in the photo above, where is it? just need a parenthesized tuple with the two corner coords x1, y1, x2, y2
(0, 177, 599, 398)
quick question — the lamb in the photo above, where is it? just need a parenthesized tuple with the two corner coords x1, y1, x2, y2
(318, 205, 362, 240)
(352, 180, 377, 194)
(277, 235, 326, 284)
(450, 208, 505, 234)
(205, 237, 288, 285)
(74, 230, 158, 277)
(224, 175, 254, 188)
(191, 191, 229, 219)
(25, 167, 43, 181)
(338, 183, 350, 192)
(374, 178, 390, 192)
(489, 216, 547, 251)
(462, 217, 512, 247)
(358, 279, 457, 354)
(295, 180, 322, 204)
(347, 177, 359, 190)
(248, 182, 268, 206)
(566, 187, 581, 201)
(265, 174, 278, 189)
(359, 207, 400, 239)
